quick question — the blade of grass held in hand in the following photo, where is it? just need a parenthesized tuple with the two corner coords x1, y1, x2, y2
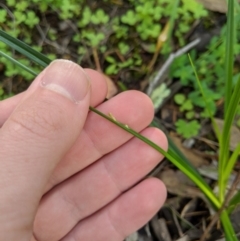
(0, 29, 220, 209)
(91, 107, 220, 209)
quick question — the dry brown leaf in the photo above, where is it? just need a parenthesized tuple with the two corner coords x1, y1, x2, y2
(214, 118, 240, 151)
(170, 133, 207, 167)
(197, 0, 227, 12)
(158, 169, 204, 199)
(197, 0, 240, 13)
(150, 216, 172, 241)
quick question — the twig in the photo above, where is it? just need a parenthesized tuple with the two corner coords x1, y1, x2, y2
(172, 209, 184, 237)
(92, 47, 102, 72)
(200, 171, 240, 241)
(146, 38, 201, 96)
(36, 24, 78, 58)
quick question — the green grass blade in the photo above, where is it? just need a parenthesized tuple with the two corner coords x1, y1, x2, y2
(188, 54, 220, 140)
(224, 142, 240, 184)
(166, 0, 180, 52)
(151, 118, 217, 185)
(92, 107, 220, 209)
(151, 120, 220, 209)
(217, 0, 237, 202)
(234, 0, 240, 12)
(224, 0, 234, 115)
(219, 76, 240, 200)
(221, 209, 239, 241)
(228, 190, 240, 214)
(0, 30, 51, 67)
(151, 118, 189, 161)
(0, 51, 38, 76)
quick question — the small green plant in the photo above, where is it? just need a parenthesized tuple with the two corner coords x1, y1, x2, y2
(0, 9, 7, 22)
(174, 93, 195, 122)
(118, 42, 130, 55)
(174, 93, 193, 112)
(175, 119, 200, 139)
(0, 0, 210, 83)
(105, 55, 142, 75)
(121, 10, 138, 26)
(150, 83, 171, 109)
(91, 9, 109, 25)
(24, 11, 39, 28)
(82, 31, 105, 47)
(171, 25, 240, 137)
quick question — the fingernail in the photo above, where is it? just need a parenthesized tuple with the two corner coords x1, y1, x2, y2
(40, 60, 90, 103)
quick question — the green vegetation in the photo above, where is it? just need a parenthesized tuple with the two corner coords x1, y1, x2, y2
(0, 0, 208, 90)
(1, 0, 240, 239)
(171, 27, 240, 137)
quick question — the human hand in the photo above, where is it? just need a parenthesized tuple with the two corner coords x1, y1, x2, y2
(0, 60, 168, 241)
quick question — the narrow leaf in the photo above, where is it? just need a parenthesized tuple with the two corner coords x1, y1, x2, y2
(188, 54, 220, 140)
(228, 190, 240, 214)
(0, 30, 51, 67)
(224, 0, 234, 114)
(218, 0, 237, 204)
(224, 142, 240, 184)
(220, 76, 240, 197)
(221, 209, 239, 241)
(0, 51, 38, 76)
(151, 119, 220, 209)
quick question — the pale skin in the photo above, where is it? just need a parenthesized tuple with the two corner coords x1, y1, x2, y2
(0, 60, 168, 241)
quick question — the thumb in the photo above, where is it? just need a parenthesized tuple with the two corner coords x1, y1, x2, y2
(0, 60, 91, 240)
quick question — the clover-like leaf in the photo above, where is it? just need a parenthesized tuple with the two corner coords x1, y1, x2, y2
(0, 9, 7, 23)
(24, 11, 39, 28)
(175, 119, 200, 139)
(105, 64, 118, 75)
(118, 42, 130, 55)
(174, 93, 185, 105)
(14, 11, 26, 24)
(16, 1, 28, 11)
(78, 7, 92, 27)
(91, 9, 109, 25)
(180, 99, 193, 112)
(121, 10, 138, 26)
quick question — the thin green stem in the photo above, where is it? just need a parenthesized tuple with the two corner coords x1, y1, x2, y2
(89, 106, 221, 209)
(188, 54, 220, 141)
(219, 0, 235, 204)
(224, 0, 234, 115)
(221, 210, 239, 241)
(0, 51, 38, 76)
